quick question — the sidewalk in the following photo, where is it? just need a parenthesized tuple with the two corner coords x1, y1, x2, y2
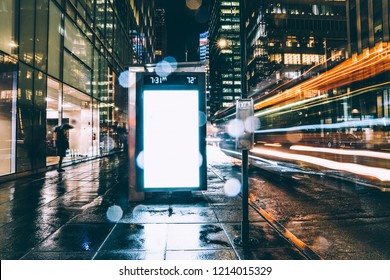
(0, 152, 307, 260)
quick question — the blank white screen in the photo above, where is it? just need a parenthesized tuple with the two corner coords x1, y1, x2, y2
(143, 90, 199, 188)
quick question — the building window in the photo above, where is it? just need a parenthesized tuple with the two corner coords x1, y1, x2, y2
(48, 1, 62, 79)
(46, 78, 61, 165)
(63, 85, 93, 158)
(63, 51, 92, 94)
(302, 54, 325, 65)
(0, 0, 17, 56)
(64, 18, 93, 68)
(270, 54, 282, 63)
(284, 53, 301, 64)
(0, 54, 17, 175)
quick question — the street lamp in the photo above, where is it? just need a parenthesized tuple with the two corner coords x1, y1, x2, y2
(217, 38, 228, 49)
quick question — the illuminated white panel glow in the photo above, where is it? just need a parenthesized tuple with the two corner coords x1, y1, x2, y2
(143, 90, 199, 188)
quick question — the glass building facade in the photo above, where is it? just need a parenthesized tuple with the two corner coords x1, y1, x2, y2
(208, 0, 242, 116)
(0, 0, 155, 179)
(246, 0, 348, 96)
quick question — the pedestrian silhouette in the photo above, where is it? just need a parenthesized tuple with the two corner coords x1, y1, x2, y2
(54, 123, 73, 172)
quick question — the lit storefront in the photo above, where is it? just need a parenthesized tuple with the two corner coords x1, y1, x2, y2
(0, 0, 155, 179)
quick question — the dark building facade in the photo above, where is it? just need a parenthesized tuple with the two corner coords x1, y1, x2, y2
(208, 0, 348, 118)
(0, 0, 155, 179)
(154, 7, 168, 62)
(208, 0, 242, 116)
(347, 0, 389, 55)
(246, 0, 348, 96)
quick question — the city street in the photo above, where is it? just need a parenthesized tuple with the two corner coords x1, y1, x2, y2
(208, 145, 390, 259)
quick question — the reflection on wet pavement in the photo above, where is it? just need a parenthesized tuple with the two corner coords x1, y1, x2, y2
(0, 153, 307, 260)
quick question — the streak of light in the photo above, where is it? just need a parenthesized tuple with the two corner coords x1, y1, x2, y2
(264, 143, 282, 147)
(290, 145, 390, 160)
(254, 94, 327, 117)
(254, 43, 390, 111)
(255, 117, 390, 134)
(251, 147, 390, 181)
(259, 80, 390, 119)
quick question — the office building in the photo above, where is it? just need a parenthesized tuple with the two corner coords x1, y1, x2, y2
(154, 7, 168, 62)
(208, 0, 242, 116)
(246, 0, 348, 96)
(0, 0, 155, 180)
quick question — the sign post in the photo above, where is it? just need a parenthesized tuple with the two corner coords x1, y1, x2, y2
(234, 0, 258, 248)
(234, 99, 257, 247)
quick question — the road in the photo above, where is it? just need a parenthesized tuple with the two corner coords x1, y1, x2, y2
(207, 144, 390, 259)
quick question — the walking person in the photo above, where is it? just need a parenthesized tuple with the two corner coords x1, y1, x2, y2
(54, 123, 73, 172)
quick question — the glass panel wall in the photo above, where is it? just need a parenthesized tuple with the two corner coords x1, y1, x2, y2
(63, 51, 92, 94)
(46, 78, 61, 165)
(1, 0, 134, 178)
(19, 0, 35, 65)
(33, 71, 47, 169)
(63, 85, 93, 159)
(35, 0, 49, 71)
(17, 63, 34, 172)
(0, 54, 17, 175)
(64, 17, 93, 68)
(48, 1, 62, 79)
(0, 0, 17, 56)
(92, 98, 100, 156)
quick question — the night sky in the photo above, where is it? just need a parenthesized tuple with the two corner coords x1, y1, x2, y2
(155, 0, 210, 62)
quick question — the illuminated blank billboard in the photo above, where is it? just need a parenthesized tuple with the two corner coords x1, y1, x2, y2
(135, 73, 206, 192)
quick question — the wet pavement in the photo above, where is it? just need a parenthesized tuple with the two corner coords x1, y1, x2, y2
(0, 152, 308, 260)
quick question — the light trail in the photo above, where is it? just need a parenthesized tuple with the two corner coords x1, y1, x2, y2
(251, 147, 390, 181)
(254, 43, 390, 111)
(290, 145, 390, 160)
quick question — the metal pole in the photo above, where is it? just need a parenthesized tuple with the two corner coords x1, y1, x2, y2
(236, 0, 256, 247)
(239, 0, 249, 246)
(241, 149, 249, 244)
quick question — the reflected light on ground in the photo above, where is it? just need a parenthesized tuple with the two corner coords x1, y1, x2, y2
(311, 236, 332, 254)
(206, 145, 232, 164)
(132, 204, 148, 217)
(264, 143, 282, 147)
(290, 145, 390, 160)
(252, 147, 390, 181)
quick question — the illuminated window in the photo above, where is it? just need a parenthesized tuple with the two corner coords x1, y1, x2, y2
(284, 53, 301, 64)
(222, 102, 234, 107)
(302, 54, 325, 65)
(307, 37, 315, 48)
(270, 54, 282, 63)
(285, 71, 300, 79)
